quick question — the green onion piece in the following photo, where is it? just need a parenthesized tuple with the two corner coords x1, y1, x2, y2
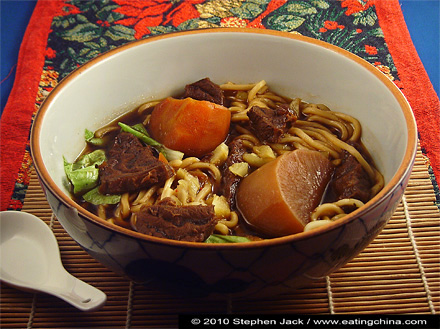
(118, 122, 184, 161)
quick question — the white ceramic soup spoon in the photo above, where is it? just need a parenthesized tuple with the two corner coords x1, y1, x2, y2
(0, 211, 106, 311)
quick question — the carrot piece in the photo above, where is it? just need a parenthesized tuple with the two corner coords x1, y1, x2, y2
(236, 149, 334, 237)
(158, 152, 168, 164)
(148, 97, 231, 157)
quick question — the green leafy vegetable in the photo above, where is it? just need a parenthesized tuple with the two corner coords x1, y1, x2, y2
(83, 187, 121, 205)
(72, 149, 106, 170)
(118, 122, 184, 161)
(84, 129, 105, 146)
(64, 149, 106, 194)
(205, 234, 252, 243)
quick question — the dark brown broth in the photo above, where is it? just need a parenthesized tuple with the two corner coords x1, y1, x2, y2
(73, 92, 378, 239)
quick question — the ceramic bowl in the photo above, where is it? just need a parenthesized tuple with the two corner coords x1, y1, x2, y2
(30, 28, 417, 298)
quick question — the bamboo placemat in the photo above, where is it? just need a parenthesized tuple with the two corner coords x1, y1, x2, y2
(1, 145, 439, 328)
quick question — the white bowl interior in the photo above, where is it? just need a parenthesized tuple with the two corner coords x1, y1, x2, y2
(37, 31, 411, 200)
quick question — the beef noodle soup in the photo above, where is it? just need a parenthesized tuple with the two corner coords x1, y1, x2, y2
(64, 78, 384, 243)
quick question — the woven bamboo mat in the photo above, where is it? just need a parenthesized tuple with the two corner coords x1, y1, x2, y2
(1, 145, 439, 328)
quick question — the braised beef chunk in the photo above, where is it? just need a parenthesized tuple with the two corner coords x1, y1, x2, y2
(99, 132, 174, 194)
(332, 151, 372, 203)
(221, 139, 246, 208)
(136, 198, 217, 242)
(247, 105, 297, 143)
(183, 78, 225, 106)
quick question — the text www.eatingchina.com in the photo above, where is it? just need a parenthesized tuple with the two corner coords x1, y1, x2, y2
(180, 315, 438, 328)
(216, 317, 428, 326)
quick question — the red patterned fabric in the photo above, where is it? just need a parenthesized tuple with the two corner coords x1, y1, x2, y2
(376, 1, 440, 184)
(1, 0, 64, 210)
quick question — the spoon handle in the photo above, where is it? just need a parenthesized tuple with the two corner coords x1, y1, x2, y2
(48, 272, 107, 312)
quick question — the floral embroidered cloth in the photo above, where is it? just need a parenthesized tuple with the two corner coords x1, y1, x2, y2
(1, 0, 439, 210)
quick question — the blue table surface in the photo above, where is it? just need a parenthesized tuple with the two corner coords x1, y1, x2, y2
(1, 0, 439, 117)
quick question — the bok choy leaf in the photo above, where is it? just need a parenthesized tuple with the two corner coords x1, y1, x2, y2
(84, 129, 105, 146)
(63, 149, 106, 195)
(204, 234, 252, 243)
(83, 187, 121, 205)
